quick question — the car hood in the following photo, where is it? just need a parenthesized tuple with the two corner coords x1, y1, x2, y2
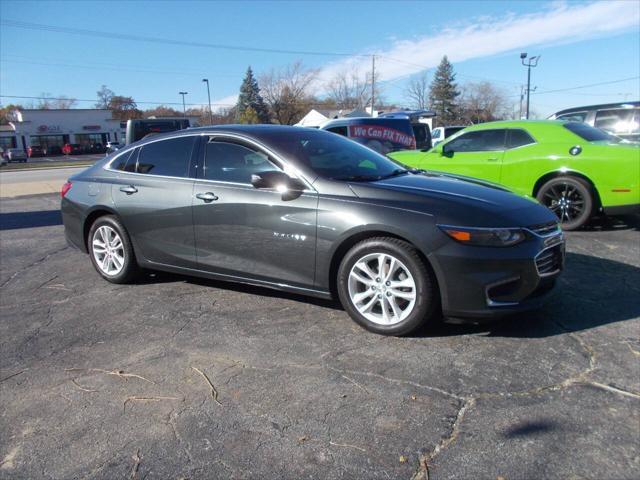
(348, 172, 556, 228)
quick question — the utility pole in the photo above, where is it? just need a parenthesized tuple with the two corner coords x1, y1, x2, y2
(179, 91, 188, 116)
(520, 53, 540, 119)
(371, 55, 375, 117)
(202, 79, 213, 124)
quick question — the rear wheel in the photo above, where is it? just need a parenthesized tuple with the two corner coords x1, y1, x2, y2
(337, 237, 438, 336)
(536, 176, 593, 231)
(88, 215, 139, 283)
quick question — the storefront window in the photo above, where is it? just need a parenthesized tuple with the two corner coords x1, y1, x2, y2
(31, 135, 66, 148)
(75, 133, 106, 147)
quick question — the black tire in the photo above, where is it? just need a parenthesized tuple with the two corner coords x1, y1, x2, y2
(337, 237, 439, 336)
(88, 215, 139, 283)
(536, 176, 593, 231)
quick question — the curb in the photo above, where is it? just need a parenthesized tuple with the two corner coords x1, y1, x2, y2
(0, 164, 93, 173)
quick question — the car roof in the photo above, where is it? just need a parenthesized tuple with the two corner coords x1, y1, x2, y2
(552, 101, 639, 116)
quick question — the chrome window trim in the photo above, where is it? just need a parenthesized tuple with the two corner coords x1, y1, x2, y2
(104, 131, 317, 193)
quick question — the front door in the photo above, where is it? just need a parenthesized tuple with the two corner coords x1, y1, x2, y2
(112, 135, 198, 269)
(425, 129, 507, 183)
(192, 136, 318, 289)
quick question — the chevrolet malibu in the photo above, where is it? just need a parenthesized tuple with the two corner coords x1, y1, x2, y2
(61, 125, 564, 336)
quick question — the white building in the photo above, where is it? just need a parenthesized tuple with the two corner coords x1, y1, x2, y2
(0, 109, 122, 152)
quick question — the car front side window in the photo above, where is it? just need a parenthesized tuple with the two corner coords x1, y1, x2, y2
(445, 130, 506, 153)
(203, 139, 279, 184)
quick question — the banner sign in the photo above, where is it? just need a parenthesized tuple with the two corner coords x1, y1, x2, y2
(348, 124, 416, 149)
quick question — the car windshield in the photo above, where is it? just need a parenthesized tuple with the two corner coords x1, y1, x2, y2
(563, 122, 621, 143)
(266, 129, 409, 181)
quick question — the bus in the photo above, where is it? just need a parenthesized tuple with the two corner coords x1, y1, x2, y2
(125, 118, 191, 145)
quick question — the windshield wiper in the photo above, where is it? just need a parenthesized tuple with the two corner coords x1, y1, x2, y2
(380, 168, 410, 179)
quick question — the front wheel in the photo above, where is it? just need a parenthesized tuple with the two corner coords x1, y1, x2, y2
(536, 176, 593, 231)
(337, 237, 439, 336)
(88, 215, 139, 283)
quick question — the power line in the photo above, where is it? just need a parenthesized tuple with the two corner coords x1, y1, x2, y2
(1, 19, 366, 57)
(532, 76, 640, 95)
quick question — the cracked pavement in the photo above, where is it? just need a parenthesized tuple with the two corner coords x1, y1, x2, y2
(1, 194, 639, 479)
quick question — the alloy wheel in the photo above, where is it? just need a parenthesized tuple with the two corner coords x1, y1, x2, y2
(541, 181, 586, 224)
(92, 225, 125, 276)
(347, 253, 417, 325)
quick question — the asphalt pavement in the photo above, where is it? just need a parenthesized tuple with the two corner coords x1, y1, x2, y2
(0, 194, 638, 479)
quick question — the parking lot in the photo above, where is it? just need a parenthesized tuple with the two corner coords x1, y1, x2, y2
(0, 193, 638, 479)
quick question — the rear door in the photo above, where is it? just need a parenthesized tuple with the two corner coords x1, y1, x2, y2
(111, 135, 198, 269)
(191, 135, 318, 289)
(427, 129, 506, 183)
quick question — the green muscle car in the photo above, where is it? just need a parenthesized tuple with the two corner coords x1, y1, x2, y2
(389, 120, 639, 230)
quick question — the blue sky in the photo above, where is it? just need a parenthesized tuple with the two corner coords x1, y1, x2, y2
(1, 0, 638, 117)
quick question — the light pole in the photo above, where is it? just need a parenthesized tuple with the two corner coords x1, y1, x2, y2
(202, 79, 213, 124)
(179, 91, 188, 116)
(520, 53, 540, 119)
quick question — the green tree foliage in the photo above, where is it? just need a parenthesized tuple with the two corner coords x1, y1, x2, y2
(236, 66, 270, 123)
(429, 56, 460, 126)
(238, 106, 259, 124)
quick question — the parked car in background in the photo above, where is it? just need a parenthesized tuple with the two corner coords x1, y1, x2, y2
(0, 156, 7, 167)
(320, 117, 430, 154)
(378, 110, 434, 150)
(125, 118, 191, 145)
(62, 144, 83, 155)
(87, 143, 106, 154)
(27, 145, 45, 157)
(44, 145, 63, 156)
(549, 101, 639, 142)
(105, 142, 123, 155)
(389, 120, 640, 230)
(5, 148, 28, 163)
(431, 126, 466, 146)
(61, 125, 563, 336)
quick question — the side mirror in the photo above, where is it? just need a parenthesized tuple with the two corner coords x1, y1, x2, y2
(251, 170, 306, 194)
(442, 143, 454, 157)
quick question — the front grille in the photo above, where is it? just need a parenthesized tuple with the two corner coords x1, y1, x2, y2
(528, 221, 560, 236)
(535, 244, 564, 276)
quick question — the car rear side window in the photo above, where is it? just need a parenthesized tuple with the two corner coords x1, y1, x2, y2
(594, 108, 636, 135)
(136, 136, 196, 177)
(326, 126, 348, 137)
(446, 129, 506, 152)
(563, 122, 618, 142)
(203, 140, 277, 184)
(111, 149, 135, 171)
(556, 112, 587, 122)
(507, 129, 535, 149)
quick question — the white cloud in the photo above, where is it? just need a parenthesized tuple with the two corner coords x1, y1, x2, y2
(316, 1, 639, 86)
(204, 93, 238, 112)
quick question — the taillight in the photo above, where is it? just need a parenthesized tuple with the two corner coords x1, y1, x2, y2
(61, 181, 72, 198)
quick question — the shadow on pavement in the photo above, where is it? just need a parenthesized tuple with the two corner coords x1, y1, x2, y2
(583, 214, 640, 232)
(0, 210, 62, 230)
(428, 252, 640, 338)
(135, 250, 640, 334)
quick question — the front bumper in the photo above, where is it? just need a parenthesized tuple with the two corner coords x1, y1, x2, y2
(428, 227, 564, 323)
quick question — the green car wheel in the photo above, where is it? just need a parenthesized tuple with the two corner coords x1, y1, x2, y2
(536, 176, 593, 231)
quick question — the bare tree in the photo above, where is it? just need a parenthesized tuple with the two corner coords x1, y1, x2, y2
(405, 71, 429, 110)
(95, 85, 114, 109)
(326, 68, 376, 111)
(259, 60, 318, 125)
(52, 96, 77, 109)
(458, 81, 510, 124)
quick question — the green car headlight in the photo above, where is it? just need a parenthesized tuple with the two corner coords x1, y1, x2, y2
(438, 225, 526, 247)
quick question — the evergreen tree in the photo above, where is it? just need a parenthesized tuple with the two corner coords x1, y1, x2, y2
(236, 66, 270, 123)
(429, 56, 460, 126)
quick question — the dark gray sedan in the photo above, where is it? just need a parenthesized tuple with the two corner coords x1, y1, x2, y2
(61, 125, 564, 335)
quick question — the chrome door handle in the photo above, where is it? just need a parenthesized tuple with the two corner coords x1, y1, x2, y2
(119, 185, 138, 195)
(196, 192, 219, 203)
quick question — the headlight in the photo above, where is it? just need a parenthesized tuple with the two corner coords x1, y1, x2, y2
(438, 225, 526, 247)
